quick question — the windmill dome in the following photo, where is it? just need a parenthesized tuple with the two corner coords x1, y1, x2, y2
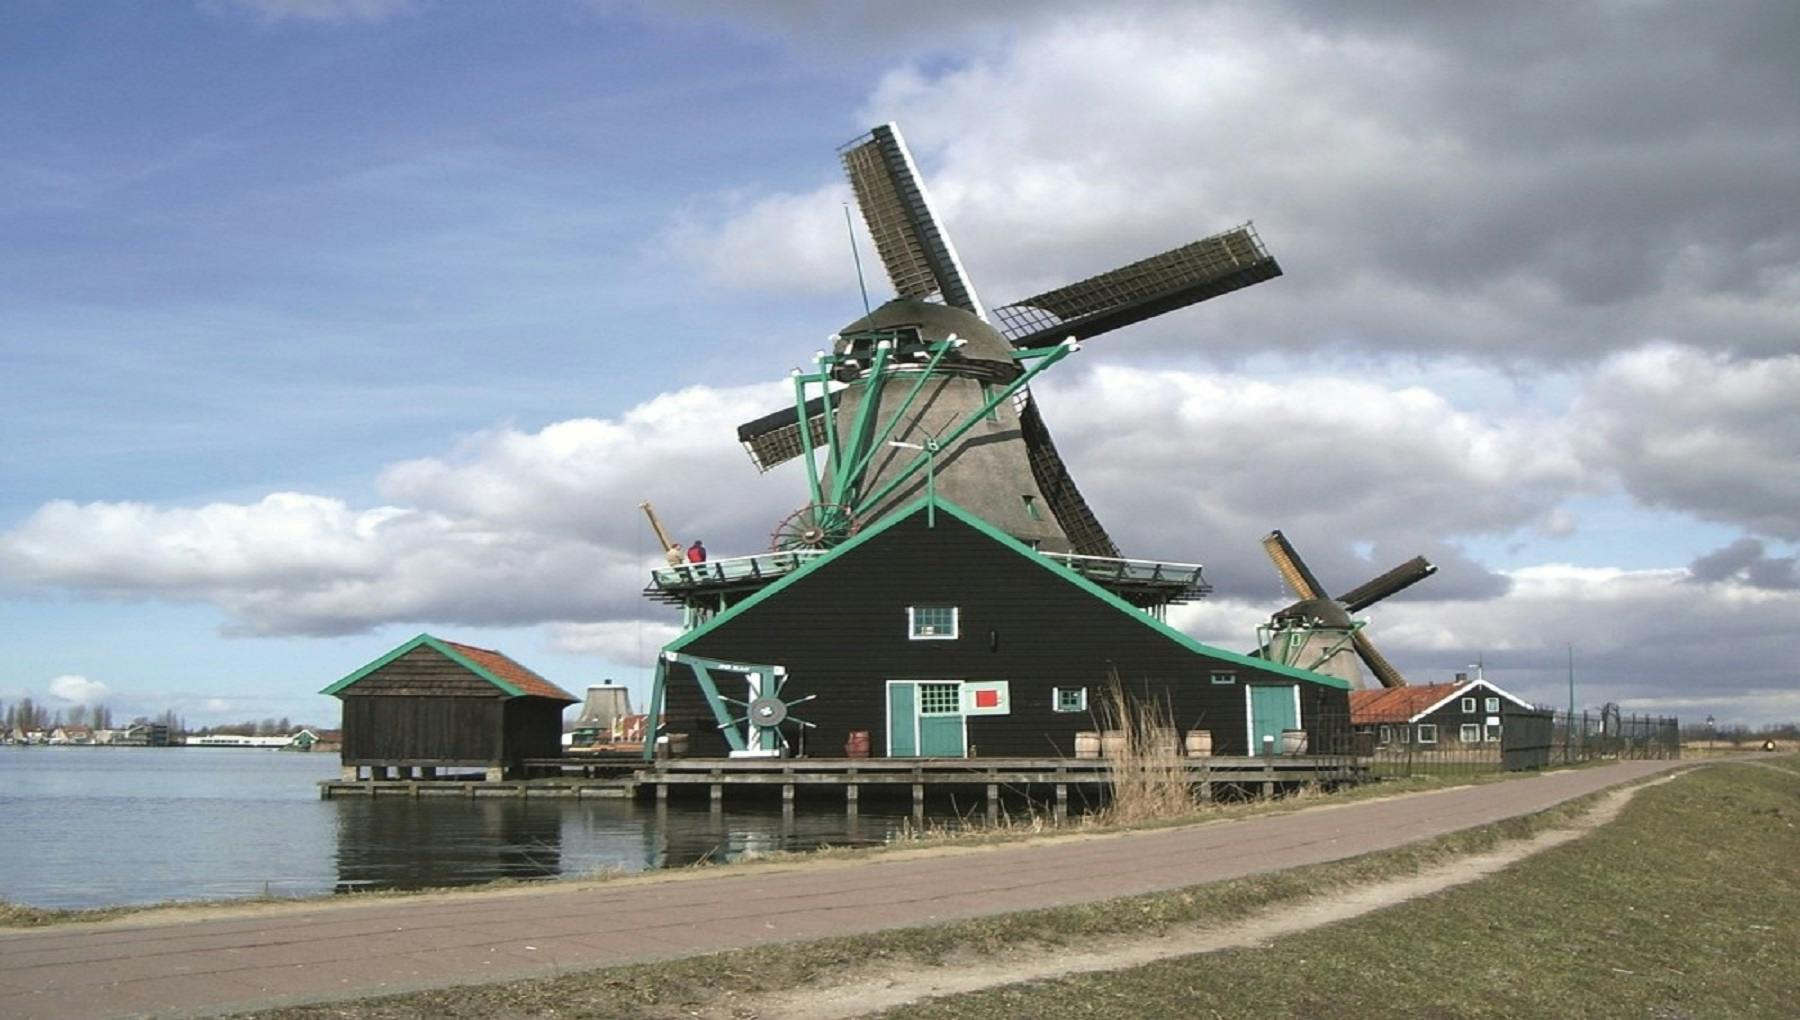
(836, 299, 1019, 369)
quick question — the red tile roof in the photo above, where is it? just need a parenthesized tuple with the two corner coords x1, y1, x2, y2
(442, 640, 577, 703)
(1349, 682, 1469, 724)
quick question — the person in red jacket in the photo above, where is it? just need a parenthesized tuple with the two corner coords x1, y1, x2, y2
(686, 540, 707, 563)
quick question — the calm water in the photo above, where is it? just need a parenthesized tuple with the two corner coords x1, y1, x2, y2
(0, 746, 918, 910)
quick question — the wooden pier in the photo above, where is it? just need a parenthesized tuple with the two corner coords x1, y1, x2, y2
(320, 755, 1365, 817)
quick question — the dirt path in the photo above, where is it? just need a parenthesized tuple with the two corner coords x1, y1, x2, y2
(732, 771, 1686, 1020)
(0, 758, 1687, 1019)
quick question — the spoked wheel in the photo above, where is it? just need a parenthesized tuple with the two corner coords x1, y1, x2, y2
(770, 503, 861, 552)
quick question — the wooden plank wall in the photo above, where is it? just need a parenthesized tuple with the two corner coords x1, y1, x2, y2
(669, 512, 1350, 758)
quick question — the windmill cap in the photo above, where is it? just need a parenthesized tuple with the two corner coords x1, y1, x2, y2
(837, 298, 1015, 366)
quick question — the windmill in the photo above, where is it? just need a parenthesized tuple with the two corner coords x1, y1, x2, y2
(735, 122, 1282, 555)
(1256, 530, 1437, 689)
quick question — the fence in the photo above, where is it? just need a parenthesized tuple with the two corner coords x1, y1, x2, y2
(1309, 705, 1681, 779)
(1549, 708, 1681, 765)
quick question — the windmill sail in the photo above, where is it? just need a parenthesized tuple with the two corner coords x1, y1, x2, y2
(993, 224, 1280, 349)
(840, 124, 986, 318)
(1351, 630, 1409, 690)
(1261, 530, 1327, 602)
(1018, 396, 1119, 557)
(1338, 556, 1437, 613)
(738, 397, 831, 473)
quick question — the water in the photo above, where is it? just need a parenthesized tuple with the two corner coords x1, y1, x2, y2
(0, 746, 917, 910)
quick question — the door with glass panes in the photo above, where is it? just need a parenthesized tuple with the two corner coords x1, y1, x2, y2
(886, 680, 967, 757)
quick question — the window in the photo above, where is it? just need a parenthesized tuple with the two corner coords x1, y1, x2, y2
(1460, 723, 1481, 743)
(908, 606, 959, 640)
(1210, 671, 1237, 685)
(919, 682, 961, 715)
(1417, 724, 1438, 744)
(1053, 687, 1087, 712)
(1460, 697, 1476, 713)
(1378, 725, 1392, 745)
(1486, 722, 1502, 742)
(1021, 494, 1043, 520)
(1485, 696, 1500, 713)
(1398, 725, 1411, 744)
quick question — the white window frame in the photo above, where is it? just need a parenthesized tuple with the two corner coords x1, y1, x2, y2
(907, 605, 959, 640)
(1210, 670, 1237, 685)
(1461, 697, 1476, 714)
(1460, 723, 1481, 743)
(1378, 724, 1392, 745)
(1052, 686, 1087, 713)
(1486, 722, 1502, 742)
(1485, 696, 1500, 713)
(1417, 724, 1438, 744)
(1398, 725, 1411, 744)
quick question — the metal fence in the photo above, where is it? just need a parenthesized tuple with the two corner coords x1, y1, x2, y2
(1548, 708, 1681, 765)
(1306, 706, 1681, 779)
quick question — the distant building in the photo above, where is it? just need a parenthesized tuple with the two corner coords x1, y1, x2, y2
(1350, 678, 1532, 748)
(322, 634, 576, 780)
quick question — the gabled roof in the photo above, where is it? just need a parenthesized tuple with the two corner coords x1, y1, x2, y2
(667, 496, 1350, 690)
(320, 633, 577, 702)
(1350, 679, 1531, 723)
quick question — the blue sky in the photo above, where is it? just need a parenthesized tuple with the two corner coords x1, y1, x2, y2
(4, 1, 1797, 729)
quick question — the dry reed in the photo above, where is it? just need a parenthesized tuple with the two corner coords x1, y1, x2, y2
(1097, 674, 1198, 824)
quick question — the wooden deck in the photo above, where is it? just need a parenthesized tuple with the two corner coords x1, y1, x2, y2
(320, 755, 1366, 819)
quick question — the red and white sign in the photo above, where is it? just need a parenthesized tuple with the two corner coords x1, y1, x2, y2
(961, 680, 1011, 716)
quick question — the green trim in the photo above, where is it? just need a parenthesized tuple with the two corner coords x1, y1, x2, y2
(319, 633, 526, 698)
(664, 500, 1350, 691)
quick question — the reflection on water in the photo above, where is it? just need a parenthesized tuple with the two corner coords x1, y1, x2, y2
(1, 747, 925, 909)
(330, 794, 915, 894)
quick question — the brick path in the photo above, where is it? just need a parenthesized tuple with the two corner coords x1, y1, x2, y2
(0, 759, 1687, 1018)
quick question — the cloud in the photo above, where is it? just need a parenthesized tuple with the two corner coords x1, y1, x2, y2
(665, 2, 1800, 364)
(547, 620, 683, 665)
(1034, 362, 1583, 599)
(0, 383, 802, 637)
(202, 0, 421, 24)
(48, 675, 111, 705)
(1575, 346, 1800, 540)
(1687, 538, 1799, 591)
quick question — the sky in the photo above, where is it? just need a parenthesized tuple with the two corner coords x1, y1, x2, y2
(2, 0, 1797, 729)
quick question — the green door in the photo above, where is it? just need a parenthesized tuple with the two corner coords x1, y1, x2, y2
(1249, 685, 1299, 754)
(887, 683, 917, 756)
(887, 681, 966, 757)
(917, 682, 966, 757)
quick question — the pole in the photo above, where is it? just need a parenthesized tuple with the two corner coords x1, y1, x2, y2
(845, 204, 871, 318)
(1566, 643, 1575, 763)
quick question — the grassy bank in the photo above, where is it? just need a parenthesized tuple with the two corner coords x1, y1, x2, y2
(236, 769, 1656, 1019)
(886, 759, 1800, 1019)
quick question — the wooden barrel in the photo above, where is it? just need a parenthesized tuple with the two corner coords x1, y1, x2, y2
(1100, 729, 1128, 758)
(1150, 729, 1181, 758)
(667, 732, 690, 758)
(1184, 729, 1213, 757)
(1280, 728, 1309, 755)
(1074, 731, 1101, 760)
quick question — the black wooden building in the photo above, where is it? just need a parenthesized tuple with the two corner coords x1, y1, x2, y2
(323, 634, 576, 780)
(653, 499, 1350, 759)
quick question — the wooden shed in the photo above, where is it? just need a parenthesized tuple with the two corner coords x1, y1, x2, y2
(652, 498, 1351, 760)
(323, 634, 576, 780)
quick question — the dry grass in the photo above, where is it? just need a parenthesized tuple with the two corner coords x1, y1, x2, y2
(1096, 675, 1199, 825)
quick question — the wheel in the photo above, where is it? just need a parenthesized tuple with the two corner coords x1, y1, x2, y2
(769, 503, 860, 551)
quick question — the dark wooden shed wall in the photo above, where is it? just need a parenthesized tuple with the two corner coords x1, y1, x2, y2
(668, 512, 1348, 758)
(338, 645, 565, 767)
